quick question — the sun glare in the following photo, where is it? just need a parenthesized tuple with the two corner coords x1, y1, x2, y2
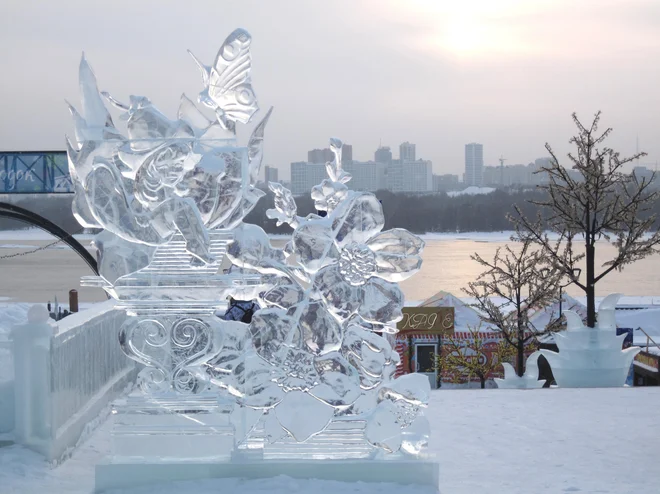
(392, 0, 545, 59)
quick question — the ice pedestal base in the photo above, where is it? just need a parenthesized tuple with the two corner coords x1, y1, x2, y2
(95, 457, 440, 493)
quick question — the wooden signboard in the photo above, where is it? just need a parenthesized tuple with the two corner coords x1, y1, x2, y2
(397, 307, 455, 335)
(636, 351, 660, 372)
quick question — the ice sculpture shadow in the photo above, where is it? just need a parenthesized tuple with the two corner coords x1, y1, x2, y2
(539, 294, 640, 388)
(494, 351, 546, 389)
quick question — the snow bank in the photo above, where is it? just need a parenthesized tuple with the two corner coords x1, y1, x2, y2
(2, 387, 659, 494)
(446, 186, 496, 197)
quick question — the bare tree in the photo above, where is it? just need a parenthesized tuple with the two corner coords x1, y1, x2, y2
(436, 325, 516, 388)
(513, 112, 660, 327)
(463, 236, 563, 376)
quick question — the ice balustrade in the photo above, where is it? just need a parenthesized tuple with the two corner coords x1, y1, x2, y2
(66, 27, 433, 468)
(10, 301, 136, 461)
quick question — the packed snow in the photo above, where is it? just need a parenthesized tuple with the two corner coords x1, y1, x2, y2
(1, 388, 659, 493)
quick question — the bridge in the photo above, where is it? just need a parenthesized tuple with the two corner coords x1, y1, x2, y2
(0, 151, 72, 193)
(0, 151, 96, 273)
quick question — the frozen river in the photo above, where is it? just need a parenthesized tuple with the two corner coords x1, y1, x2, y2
(1, 230, 660, 304)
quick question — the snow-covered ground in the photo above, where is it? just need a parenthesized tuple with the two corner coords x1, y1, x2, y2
(1, 387, 658, 494)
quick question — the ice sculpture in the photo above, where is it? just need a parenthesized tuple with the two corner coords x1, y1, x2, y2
(539, 294, 641, 388)
(494, 351, 546, 389)
(67, 28, 431, 465)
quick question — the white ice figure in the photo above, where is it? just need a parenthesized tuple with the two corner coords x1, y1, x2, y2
(494, 351, 546, 389)
(68, 27, 432, 461)
(539, 294, 641, 388)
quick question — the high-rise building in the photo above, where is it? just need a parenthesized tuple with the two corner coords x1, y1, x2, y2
(386, 159, 432, 193)
(399, 142, 416, 162)
(386, 159, 403, 192)
(264, 165, 278, 184)
(375, 146, 393, 165)
(344, 161, 387, 191)
(402, 159, 433, 192)
(290, 161, 326, 195)
(342, 144, 353, 164)
(464, 143, 484, 186)
(307, 148, 334, 164)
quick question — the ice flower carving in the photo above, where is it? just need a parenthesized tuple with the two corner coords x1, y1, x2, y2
(217, 138, 430, 452)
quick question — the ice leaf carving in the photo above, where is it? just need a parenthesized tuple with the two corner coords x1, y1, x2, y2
(266, 182, 297, 227)
(325, 137, 351, 184)
(78, 53, 114, 138)
(247, 107, 273, 184)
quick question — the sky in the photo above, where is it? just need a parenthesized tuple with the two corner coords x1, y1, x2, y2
(1, 0, 659, 179)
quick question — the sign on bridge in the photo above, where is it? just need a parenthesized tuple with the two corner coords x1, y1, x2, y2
(0, 151, 72, 193)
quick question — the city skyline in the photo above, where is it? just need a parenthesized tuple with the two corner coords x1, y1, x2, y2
(1, 1, 659, 180)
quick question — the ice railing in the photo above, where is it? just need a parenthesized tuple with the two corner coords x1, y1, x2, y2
(10, 301, 136, 460)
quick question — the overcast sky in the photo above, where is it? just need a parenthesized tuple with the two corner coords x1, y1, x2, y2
(1, 0, 659, 179)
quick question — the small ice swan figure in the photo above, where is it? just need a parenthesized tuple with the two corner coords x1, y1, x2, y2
(495, 351, 546, 389)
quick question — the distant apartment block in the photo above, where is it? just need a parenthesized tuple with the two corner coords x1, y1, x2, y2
(264, 165, 278, 184)
(632, 165, 657, 186)
(374, 146, 392, 165)
(480, 157, 589, 187)
(307, 148, 334, 164)
(399, 142, 416, 162)
(342, 144, 353, 164)
(387, 159, 432, 193)
(464, 143, 484, 186)
(433, 174, 460, 191)
(344, 161, 387, 191)
(290, 161, 326, 195)
(307, 144, 352, 164)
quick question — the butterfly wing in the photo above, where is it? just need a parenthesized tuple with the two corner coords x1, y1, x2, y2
(207, 28, 259, 124)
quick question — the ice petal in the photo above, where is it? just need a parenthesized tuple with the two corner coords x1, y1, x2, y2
(291, 220, 338, 273)
(365, 401, 402, 453)
(367, 228, 425, 255)
(314, 265, 361, 320)
(298, 301, 343, 355)
(357, 278, 404, 324)
(332, 193, 385, 247)
(310, 352, 361, 407)
(366, 229, 424, 282)
(378, 372, 431, 407)
(274, 391, 334, 442)
(249, 308, 301, 361)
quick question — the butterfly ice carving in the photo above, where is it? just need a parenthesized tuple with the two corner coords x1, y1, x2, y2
(188, 28, 259, 132)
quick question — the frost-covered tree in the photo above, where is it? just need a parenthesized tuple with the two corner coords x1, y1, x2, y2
(463, 236, 563, 377)
(436, 325, 515, 389)
(513, 112, 660, 327)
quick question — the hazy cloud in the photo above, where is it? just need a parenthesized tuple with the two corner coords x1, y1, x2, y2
(1, 0, 658, 178)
